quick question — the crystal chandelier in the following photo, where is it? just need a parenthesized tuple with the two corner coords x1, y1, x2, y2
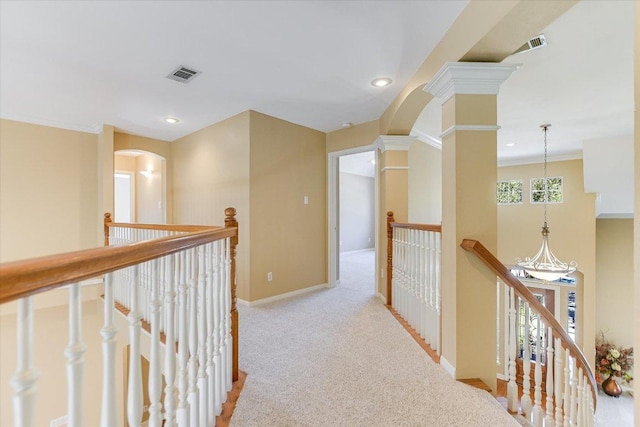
(516, 124, 577, 281)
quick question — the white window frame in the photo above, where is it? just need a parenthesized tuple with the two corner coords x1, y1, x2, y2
(530, 176, 563, 204)
(496, 179, 523, 205)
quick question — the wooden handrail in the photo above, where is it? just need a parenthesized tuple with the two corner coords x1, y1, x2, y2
(460, 238, 597, 408)
(0, 227, 236, 305)
(225, 207, 240, 382)
(390, 222, 442, 233)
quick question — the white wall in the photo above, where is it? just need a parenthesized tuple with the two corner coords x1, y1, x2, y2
(339, 172, 375, 252)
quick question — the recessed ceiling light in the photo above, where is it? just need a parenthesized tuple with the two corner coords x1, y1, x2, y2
(506, 142, 516, 147)
(164, 117, 180, 124)
(371, 77, 392, 88)
(341, 121, 352, 128)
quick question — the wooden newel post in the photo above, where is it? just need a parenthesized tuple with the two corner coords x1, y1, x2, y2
(386, 211, 394, 306)
(224, 207, 239, 382)
(104, 213, 112, 246)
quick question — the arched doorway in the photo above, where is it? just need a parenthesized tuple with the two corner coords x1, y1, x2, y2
(114, 150, 167, 224)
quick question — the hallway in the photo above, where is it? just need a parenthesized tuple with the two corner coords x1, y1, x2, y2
(231, 251, 518, 426)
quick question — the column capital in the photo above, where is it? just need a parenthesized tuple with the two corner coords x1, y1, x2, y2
(424, 62, 521, 104)
(374, 135, 417, 153)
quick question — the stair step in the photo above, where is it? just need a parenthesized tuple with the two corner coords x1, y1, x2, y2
(458, 378, 492, 393)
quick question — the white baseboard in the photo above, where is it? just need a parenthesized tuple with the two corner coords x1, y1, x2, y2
(440, 356, 456, 378)
(238, 283, 329, 307)
(375, 292, 386, 304)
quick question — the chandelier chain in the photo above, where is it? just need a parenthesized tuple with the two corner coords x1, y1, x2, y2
(542, 125, 548, 226)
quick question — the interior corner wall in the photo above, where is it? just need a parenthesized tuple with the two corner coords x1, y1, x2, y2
(339, 172, 375, 253)
(497, 159, 597, 364)
(408, 141, 442, 224)
(0, 119, 99, 262)
(326, 120, 380, 154)
(595, 219, 633, 348)
(114, 132, 173, 223)
(171, 111, 251, 300)
(249, 111, 327, 301)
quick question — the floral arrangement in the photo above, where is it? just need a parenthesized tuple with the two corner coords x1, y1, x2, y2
(595, 332, 633, 384)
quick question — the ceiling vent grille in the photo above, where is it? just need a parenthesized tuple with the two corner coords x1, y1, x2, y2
(166, 65, 201, 83)
(512, 34, 547, 55)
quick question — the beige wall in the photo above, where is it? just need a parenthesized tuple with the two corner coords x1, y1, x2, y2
(634, 0, 639, 411)
(596, 219, 633, 348)
(114, 153, 136, 171)
(114, 132, 173, 223)
(171, 111, 251, 299)
(408, 141, 442, 224)
(326, 120, 380, 154)
(0, 119, 99, 262)
(136, 153, 165, 224)
(498, 159, 597, 364)
(249, 111, 327, 301)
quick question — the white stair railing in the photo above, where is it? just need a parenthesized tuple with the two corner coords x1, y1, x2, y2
(462, 239, 596, 427)
(386, 212, 441, 354)
(1, 208, 239, 427)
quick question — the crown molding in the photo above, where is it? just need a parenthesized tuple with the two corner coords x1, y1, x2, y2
(0, 112, 103, 134)
(374, 135, 417, 152)
(424, 62, 521, 104)
(411, 128, 442, 150)
(440, 124, 501, 139)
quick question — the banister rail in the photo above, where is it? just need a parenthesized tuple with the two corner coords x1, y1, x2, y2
(0, 227, 235, 305)
(2, 208, 240, 427)
(461, 238, 597, 418)
(386, 211, 442, 355)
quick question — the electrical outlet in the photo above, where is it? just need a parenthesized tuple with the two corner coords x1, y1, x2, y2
(380, 268, 384, 278)
(303, 196, 309, 205)
(267, 272, 273, 282)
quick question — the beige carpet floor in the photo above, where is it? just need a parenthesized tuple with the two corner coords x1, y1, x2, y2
(230, 250, 519, 426)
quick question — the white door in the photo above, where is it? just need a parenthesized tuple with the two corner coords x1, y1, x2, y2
(114, 172, 134, 222)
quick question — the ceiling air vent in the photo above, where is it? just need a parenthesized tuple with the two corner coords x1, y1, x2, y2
(166, 65, 201, 84)
(512, 34, 547, 55)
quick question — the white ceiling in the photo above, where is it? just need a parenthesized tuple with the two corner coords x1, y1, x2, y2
(0, 0, 634, 170)
(412, 0, 635, 164)
(0, 0, 468, 141)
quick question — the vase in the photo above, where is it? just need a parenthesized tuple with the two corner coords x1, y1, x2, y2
(602, 374, 622, 397)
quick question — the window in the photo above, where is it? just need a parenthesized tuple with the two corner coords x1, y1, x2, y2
(496, 180, 523, 204)
(531, 176, 563, 204)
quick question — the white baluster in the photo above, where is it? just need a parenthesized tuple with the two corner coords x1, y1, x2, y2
(563, 351, 571, 427)
(11, 297, 38, 427)
(576, 368, 584, 426)
(128, 265, 143, 427)
(197, 246, 209, 427)
(545, 326, 555, 427)
(506, 287, 518, 412)
(434, 233, 441, 355)
(164, 255, 178, 427)
(66, 283, 87, 427)
(188, 249, 200, 426)
(554, 338, 564, 425)
(522, 303, 532, 419)
(569, 358, 578, 426)
(206, 243, 216, 423)
(532, 317, 543, 427)
(149, 259, 163, 426)
(224, 238, 233, 392)
(176, 252, 190, 426)
(101, 273, 119, 427)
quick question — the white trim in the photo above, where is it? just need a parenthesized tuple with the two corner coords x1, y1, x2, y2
(374, 135, 416, 152)
(441, 125, 501, 139)
(597, 213, 634, 219)
(328, 144, 380, 293)
(496, 373, 508, 381)
(1, 112, 103, 134)
(424, 62, 521, 104)
(380, 166, 409, 173)
(440, 356, 456, 378)
(238, 284, 329, 307)
(498, 152, 583, 167)
(375, 292, 386, 304)
(411, 128, 442, 150)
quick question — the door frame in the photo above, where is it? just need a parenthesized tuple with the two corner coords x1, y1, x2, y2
(327, 144, 379, 291)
